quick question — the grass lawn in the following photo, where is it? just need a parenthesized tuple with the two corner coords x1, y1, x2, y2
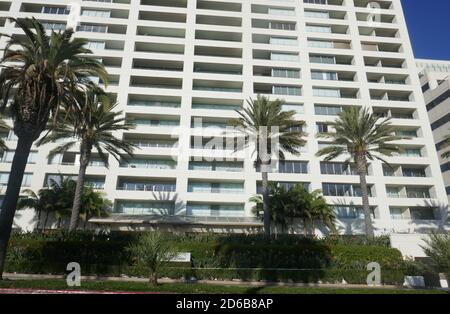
(0, 279, 446, 294)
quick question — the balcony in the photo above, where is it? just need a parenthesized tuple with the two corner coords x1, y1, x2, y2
(193, 80, 243, 93)
(188, 181, 244, 194)
(194, 63, 242, 75)
(117, 178, 176, 192)
(197, 0, 242, 12)
(130, 76, 183, 90)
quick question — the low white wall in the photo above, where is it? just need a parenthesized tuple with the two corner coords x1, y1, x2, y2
(389, 234, 430, 259)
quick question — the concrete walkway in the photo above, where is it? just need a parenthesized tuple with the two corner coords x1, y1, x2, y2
(3, 272, 401, 289)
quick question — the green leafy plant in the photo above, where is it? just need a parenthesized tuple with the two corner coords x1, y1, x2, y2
(126, 232, 177, 285)
(420, 232, 450, 278)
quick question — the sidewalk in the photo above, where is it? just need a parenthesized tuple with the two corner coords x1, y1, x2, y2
(3, 272, 400, 289)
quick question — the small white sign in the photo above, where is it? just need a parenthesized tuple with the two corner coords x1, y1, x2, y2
(169, 253, 191, 263)
(403, 276, 425, 288)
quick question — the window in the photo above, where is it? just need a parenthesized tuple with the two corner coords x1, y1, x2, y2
(42, 22, 66, 31)
(1, 151, 37, 164)
(304, 0, 328, 4)
(313, 88, 341, 98)
(320, 162, 356, 175)
(311, 71, 338, 80)
(410, 207, 436, 221)
(386, 187, 400, 198)
(305, 11, 330, 19)
(85, 41, 106, 50)
(268, 8, 295, 16)
(271, 53, 299, 62)
(310, 55, 335, 64)
(316, 122, 330, 133)
(426, 90, 450, 111)
(390, 208, 407, 220)
(315, 104, 342, 115)
(273, 86, 302, 96)
(396, 130, 417, 137)
(272, 69, 301, 78)
(82, 10, 111, 18)
(322, 183, 367, 197)
(401, 148, 422, 157)
(283, 103, 304, 114)
(77, 24, 108, 33)
(332, 206, 376, 219)
(0, 172, 32, 187)
(406, 188, 431, 199)
(115, 201, 174, 215)
(306, 25, 332, 33)
(308, 40, 333, 49)
(42, 7, 70, 15)
(123, 159, 177, 169)
(402, 168, 426, 177)
(278, 161, 308, 174)
(270, 22, 296, 30)
(270, 37, 298, 46)
(187, 203, 245, 217)
(431, 113, 450, 131)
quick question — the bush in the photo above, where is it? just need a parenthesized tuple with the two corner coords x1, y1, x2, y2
(5, 231, 408, 284)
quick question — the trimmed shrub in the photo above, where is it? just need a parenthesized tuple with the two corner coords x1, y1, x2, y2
(5, 231, 408, 284)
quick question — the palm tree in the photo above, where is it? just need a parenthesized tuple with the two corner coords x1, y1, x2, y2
(38, 90, 136, 232)
(316, 107, 402, 237)
(308, 190, 336, 235)
(230, 95, 306, 237)
(440, 129, 450, 159)
(79, 186, 112, 230)
(0, 117, 9, 152)
(250, 183, 291, 233)
(0, 18, 107, 278)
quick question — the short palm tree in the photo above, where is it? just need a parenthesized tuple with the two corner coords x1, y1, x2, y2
(308, 190, 336, 235)
(38, 89, 136, 232)
(316, 107, 402, 238)
(79, 186, 112, 230)
(440, 129, 450, 159)
(230, 95, 306, 237)
(17, 189, 55, 232)
(0, 18, 107, 278)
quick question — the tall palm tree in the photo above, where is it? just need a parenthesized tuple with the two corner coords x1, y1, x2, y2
(38, 90, 136, 232)
(230, 95, 306, 237)
(0, 117, 9, 152)
(440, 129, 450, 159)
(316, 107, 402, 237)
(0, 18, 107, 278)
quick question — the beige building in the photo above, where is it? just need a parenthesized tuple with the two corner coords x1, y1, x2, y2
(0, 0, 448, 235)
(417, 59, 450, 204)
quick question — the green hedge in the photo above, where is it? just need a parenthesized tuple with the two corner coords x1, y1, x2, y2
(5, 231, 408, 284)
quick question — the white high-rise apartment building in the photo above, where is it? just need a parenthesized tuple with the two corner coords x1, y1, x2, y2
(0, 0, 448, 234)
(416, 59, 450, 204)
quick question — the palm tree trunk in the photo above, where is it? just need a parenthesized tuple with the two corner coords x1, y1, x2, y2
(36, 209, 42, 231)
(303, 219, 307, 236)
(43, 211, 49, 233)
(0, 136, 34, 280)
(261, 164, 271, 238)
(149, 271, 158, 286)
(356, 154, 374, 238)
(68, 142, 91, 233)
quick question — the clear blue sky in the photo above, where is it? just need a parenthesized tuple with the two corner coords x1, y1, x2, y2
(401, 0, 450, 60)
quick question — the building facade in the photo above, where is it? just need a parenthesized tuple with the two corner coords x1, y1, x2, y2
(416, 59, 450, 204)
(0, 0, 448, 234)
